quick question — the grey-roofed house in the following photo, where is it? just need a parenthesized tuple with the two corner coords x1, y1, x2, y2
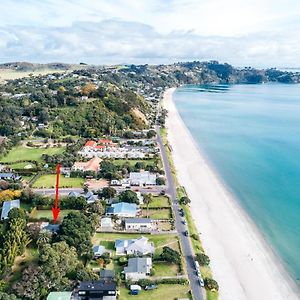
(129, 171, 157, 186)
(77, 280, 117, 300)
(125, 218, 154, 231)
(115, 236, 154, 256)
(124, 257, 152, 281)
(0, 173, 21, 181)
(1, 199, 20, 220)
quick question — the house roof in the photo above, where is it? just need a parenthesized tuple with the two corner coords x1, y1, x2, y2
(125, 218, 152, 224)
(124, 257, 152, 274)
(47, 292, 72, 300)
(93, 245, 106, 255)
(78, 280, 117, 292)
(84, 140, 97, 147)
(115, 237, 154, 254)
(0, 172, 14, 178)
(1, 199, 20, 220)
(111, 202, 137, 214)
(129, 171, 157, 184)
(99, 139, 112, 144)
(73, 157, 102, 172)
(101, 217, 112, 227)
(68, 191, 81, 198)
(100, 269, 115, 279)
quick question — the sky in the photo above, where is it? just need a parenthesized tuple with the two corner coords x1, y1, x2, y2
(0, 0, 300, 67)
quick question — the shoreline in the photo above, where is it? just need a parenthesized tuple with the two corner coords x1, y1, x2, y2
(163, 87, 299, 300)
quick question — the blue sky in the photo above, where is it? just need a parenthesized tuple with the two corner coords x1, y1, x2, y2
(0, 0, 300, 67)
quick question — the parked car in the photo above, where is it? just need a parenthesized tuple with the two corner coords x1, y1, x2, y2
(160, 190, 166, 195)
(182, 220, 186, 225)
(184, 230, 189, 236)
(145, 284, 158, 290)
(199, 277, 205, 287)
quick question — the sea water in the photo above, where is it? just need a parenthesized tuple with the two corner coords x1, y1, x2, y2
(173, 84, 300, 285)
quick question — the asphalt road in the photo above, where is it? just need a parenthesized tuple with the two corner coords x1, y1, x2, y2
(156, 125, 205, 300)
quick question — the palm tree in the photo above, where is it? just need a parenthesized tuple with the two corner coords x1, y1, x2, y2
(36, 232, 52, 248)
(143, 193, 153, 218)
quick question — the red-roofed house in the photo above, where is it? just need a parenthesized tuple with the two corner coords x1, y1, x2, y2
(84, 140, 97, 149)
(72, 157, 102, 172)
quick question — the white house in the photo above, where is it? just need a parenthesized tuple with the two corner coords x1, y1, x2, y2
(115, 236, 154, 256)
(124, 257, 152, 281)
(129, 171, 157, 186)
(125, 218, 153, 231)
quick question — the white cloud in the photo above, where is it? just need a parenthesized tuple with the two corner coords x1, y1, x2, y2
(0, 0, 300, 66)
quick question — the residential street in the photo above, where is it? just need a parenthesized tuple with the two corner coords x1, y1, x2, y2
(156, 125, 205, 300)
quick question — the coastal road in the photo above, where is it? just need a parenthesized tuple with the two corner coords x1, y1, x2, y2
(156, 125, 205, 300)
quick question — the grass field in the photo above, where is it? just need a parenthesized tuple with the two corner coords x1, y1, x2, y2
(0, 68, 68, 83)
(33, 174, 84, 188)
(30, 209, 76, 221)
(143, 195, 170, 208)
(119, 284, 191, 300)
(1, 146, 65, 163)
(153, 262, 179, 277)
(143, 208, 172, 220)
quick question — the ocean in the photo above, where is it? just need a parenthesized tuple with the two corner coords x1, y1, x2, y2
(173, 83, 300, 285)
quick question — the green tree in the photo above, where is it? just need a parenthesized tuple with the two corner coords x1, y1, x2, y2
(143, 193, 152, 217)
(39, 241, 79, 288)
(119, 190, 139, 204)
(36, 232, 52, 248)
(100, 187, 116, 199)
(196, 253, 210, 266)
(160, 247, 181, 265)
(179, 196, 191, 205)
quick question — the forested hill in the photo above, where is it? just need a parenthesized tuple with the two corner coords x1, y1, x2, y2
(0, 60, 299, 151)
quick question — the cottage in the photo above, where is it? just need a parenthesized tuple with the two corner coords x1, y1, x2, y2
(1, 200, 20, 220)
(124, 257, 152, 281)
(129, 171, 157, 186)
(78, 280, 117, 300)
(124, 218, 153, 231)
(106, 202, 137, 218)
(84, 140, 97, 150)
(72, 157, 102, 173)
(115, 236, 154, 256)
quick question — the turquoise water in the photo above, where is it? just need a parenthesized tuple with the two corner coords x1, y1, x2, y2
(174, 84, 300, 285)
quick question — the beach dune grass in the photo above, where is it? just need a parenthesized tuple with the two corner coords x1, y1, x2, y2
(0, 145, 65, 163)
(32, 174, 84, 188)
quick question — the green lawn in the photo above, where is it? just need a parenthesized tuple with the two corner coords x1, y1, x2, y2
(33, 174, 84, 188)
(153, 262, 179, 277)
(93, 233, 179, 250)
(30, 209, 76, 221)
(143, 195, 170, 208)
(143, 208, 172, 220)
(119, 284, 191, 300)
(1, 146, 65, 163)
(9, 162, 36, 169)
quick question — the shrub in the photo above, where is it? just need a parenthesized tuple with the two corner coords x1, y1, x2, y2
(118, 256, 128, 266)
(196, 253, 210, 266)
(190, 234, 199, 241)
(204, 278, 219, 291)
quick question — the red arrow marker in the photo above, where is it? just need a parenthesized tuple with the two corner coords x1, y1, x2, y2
(52, 163, 60, 224)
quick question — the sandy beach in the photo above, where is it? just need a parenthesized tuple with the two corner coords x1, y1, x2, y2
(163, 87, 299, 300)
